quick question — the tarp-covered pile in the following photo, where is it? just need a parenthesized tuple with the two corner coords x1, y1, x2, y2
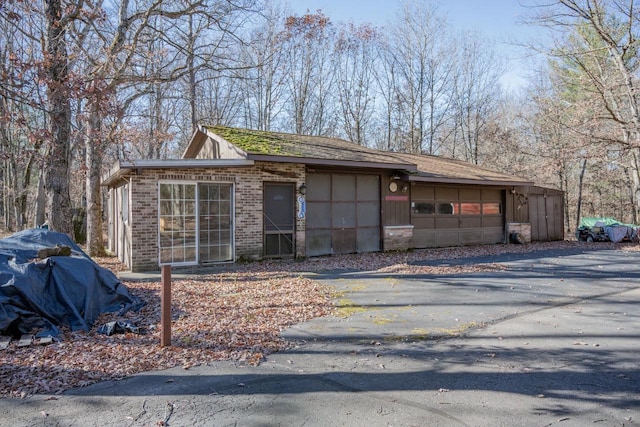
(579, 217, 639, 243)
(0, 228, 142, 338)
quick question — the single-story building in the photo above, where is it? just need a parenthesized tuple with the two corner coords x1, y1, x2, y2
(102, 126, 565, 272)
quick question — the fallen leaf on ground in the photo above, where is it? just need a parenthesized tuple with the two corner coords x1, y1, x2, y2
(1, 240, 636, 398)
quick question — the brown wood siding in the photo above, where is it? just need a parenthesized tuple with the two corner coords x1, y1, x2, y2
(382, 174, 411, 226)
(529, 193, 565, 241)
(510, 186, 565, 242)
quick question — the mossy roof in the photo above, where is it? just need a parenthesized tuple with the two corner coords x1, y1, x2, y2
(205, 126, 291, 155)
(198, 125, 530, 185)
(204, 125, 414, 166)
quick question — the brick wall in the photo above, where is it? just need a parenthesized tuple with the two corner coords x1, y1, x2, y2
(125, 162, 305, 272)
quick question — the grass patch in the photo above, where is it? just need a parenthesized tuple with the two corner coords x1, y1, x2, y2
(335, 298, 368, 318)
(437, 321, 480, 336)
(372, 315, 395, 325)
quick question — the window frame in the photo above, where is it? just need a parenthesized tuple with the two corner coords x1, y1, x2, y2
(158, 181, 199, 267)
(198, 182, 235, 264)
(412, 199, 502, 219)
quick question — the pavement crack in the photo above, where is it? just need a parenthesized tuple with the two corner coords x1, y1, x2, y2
(468, 285, 640, 336)
(316, 375, 471, 426)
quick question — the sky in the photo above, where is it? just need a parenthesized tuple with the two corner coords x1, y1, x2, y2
(288, 0, 546, 91)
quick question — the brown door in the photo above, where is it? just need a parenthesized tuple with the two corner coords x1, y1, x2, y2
(529, 193, 564, 241)
(263, 183, 295, 257)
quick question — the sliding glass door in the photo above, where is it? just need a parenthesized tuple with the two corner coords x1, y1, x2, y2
(158, 182, 233, 266)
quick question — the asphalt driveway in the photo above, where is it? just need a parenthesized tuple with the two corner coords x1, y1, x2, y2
(3, 247, 640, 426)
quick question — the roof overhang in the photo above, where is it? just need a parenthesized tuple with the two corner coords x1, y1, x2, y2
(102, 159, 255, 187)
(248, 154, 417, 171)
(407, 174, 534, 187)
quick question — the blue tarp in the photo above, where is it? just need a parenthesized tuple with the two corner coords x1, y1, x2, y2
(0, 229, 142, 338)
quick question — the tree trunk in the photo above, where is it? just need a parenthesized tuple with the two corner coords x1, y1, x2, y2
(86, 103, 106, 256)
(35, 168, 46, 227)
(0, 162, 7, 230)
(630, 148, 640, 224)
(44, 0, 73, 236)
(187, 14, 198, 134)
(16, 143, 41, 229)
(11, 158, 22, 230)
(575, 158, 587, 230)
(0, 98, 16, 231)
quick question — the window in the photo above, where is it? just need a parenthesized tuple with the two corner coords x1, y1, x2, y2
(437, 202, 457, 215)
(460, 203, 481, 215)
(121, 184, 129, 223)
(412, 201, 435, 214)
(159, 183, 197, 266)
(199, 183, 233, 263)
(417, 201, 500, 216)
(482, 202, 502, 215)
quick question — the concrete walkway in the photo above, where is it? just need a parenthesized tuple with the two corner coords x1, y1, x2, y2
(3, 248, 640, 426)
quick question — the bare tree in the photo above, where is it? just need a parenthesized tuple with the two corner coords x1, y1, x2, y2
(281, 11, 336, 135)
(42, 0, 81, 235)
(0, 7, 50, 230)
(76, 0, 257, 255)
(449, 32, 506, 164)
(384, 1, 455, 154)
(238, 3, 288, 131)
(334, 22, 380, 145)
(532, 0, 640, 219)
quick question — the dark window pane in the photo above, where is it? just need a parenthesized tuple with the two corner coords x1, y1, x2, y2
(332, 203, 356, 228)
(184, 201, 196, 215)
(357, 175, 379, 201)
(307, 174, 331, 201)
(160, 184, 171, 199)
(437, 203, 456, 215)
(357, 202, 379, 227)
(307, 202, 331, 228)
(185, 184, 196, 199)
(219, 185, 230, 200)
(332, 175, 356, 201)
(412, 202, 435, 214)
(160, 248, 173, 264)
(219, 245, 231, 260)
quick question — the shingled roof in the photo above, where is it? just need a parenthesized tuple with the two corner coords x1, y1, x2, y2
(183, 126, 532, 186)
(390, 152, 532, 185)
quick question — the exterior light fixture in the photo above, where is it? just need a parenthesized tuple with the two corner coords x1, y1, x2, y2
(299, 183, 307, 195)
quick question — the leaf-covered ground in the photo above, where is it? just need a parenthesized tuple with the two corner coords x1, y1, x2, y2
(0, 240, 636, 398)
(0, 270, 330, 399)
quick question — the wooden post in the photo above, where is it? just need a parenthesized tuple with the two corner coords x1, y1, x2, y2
(160, 265, 171, 347)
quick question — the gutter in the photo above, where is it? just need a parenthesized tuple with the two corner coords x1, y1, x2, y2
(101, 159, 255, 187)
(247, 154, 418, 171)
(407, 175, 534, 187)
